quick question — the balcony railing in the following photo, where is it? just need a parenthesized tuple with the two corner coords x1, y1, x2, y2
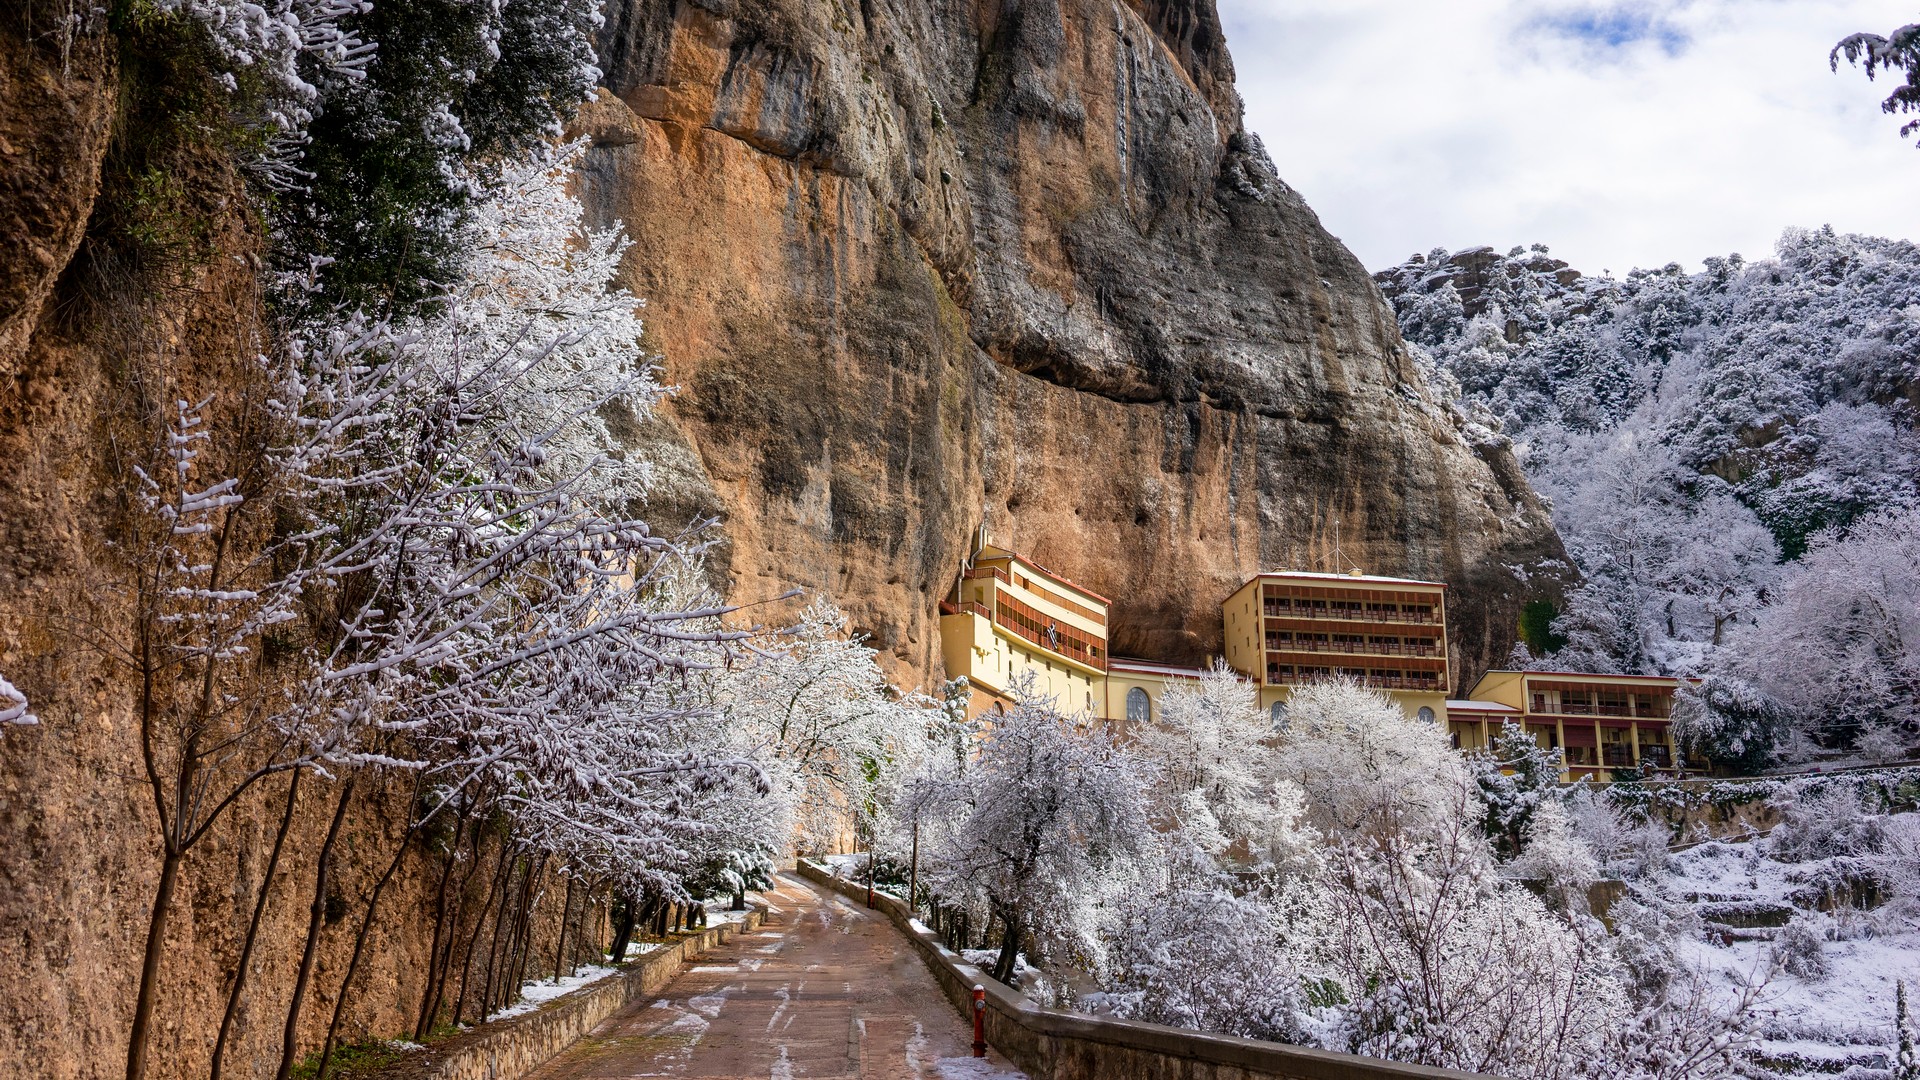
(1530, 702, 1672, 720)
(969, 564, 1106, 625)
(1267, 669, 1442, 692)
(1265, 640, 1441, 658)
(1264, 606, 1439, 625)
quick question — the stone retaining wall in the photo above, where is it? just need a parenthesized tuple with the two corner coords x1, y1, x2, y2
(377, 908, 764, 1080)
(795, 861, 1493, 1080)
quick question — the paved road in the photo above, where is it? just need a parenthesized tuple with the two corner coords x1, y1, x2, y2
(524, 873, 1027, 1080)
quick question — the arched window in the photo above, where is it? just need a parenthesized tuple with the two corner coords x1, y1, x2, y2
(1417, 706, 1436, 725)
(1270, 701, 1289, 732)
(1126, 687, 1151, 724)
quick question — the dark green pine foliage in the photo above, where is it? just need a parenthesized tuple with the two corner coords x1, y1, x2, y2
(278, 0, 601, 312)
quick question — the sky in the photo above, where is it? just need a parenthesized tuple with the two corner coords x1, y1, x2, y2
(1216, 0, 1920, 275)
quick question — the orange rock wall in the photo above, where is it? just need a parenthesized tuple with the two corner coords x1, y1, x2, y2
(582, 0, 1566, 687)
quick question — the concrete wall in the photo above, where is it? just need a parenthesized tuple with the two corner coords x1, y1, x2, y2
(795, 862, 1493, 1080)
(378, 908, 764, 1080)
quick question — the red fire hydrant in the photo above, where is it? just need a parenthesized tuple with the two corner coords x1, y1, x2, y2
(972, 984, 987, 1057)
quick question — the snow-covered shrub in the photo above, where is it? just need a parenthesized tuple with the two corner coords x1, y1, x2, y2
(1606, 897, 1696, 1002)
(1511, 800, 1602, 915)
(1568, 787, 1669, 881)
(1771, 915, 1831, 980)
(1768, 784, 1883, 862)
(1877, 815, 1920, 930)
(1090, 835, 1310, 1042)
(1470, 720, 1565, 856)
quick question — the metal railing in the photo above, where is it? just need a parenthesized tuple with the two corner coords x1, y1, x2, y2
(1266, 640, 1441, 658)
(1531, 703, 1672, 719)
(1264, 606, 1439, 625)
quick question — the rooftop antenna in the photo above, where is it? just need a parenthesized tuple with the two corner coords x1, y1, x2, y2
(1332, 513, 1344, 575)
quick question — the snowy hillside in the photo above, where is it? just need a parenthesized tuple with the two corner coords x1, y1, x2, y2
(1378, 232, 1920, 767)
(1661, 790, 1920, 1078)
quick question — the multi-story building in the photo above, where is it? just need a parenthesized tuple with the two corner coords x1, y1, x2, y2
(935, 536, 1693, 783)
(938, 540, 1111, 722)
(1220, 571, 1451, 724)
(1458, 670, 1694, 781)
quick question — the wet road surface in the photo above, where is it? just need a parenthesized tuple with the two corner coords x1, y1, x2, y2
(522, 872, 1027, 1080)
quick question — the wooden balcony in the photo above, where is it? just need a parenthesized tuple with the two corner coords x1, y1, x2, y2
(1266, 669, 1443, 692)
(1530, 702, 1672, 720)
(1264, 639, 1442, 658)
(1263, 607, 1439, 626)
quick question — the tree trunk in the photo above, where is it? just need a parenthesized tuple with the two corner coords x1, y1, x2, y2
(552, 875, 576, 982)
(608, 894, 635, 965)
(317, 789, 424, 1080)
(275, 778, 356, 1080)
(479, 854, 522, 1016)
(416, 812, 476, 1039)
(211, 768, 302, 1080)
(991, 911, 1021, 985)
(123, 844, 183, 1080)
(451, 837, 512, 1028)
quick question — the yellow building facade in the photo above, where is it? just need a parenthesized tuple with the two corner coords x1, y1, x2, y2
(1460, 670, 1694, 781)
(1220, 571, 1451, 724)
(941, 542, 1453, 727)
(938, 542, 1112, 722)
(936, 537, 1701, 784)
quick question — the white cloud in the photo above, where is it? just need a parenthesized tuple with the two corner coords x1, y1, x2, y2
(1218, 0, 1920, 273)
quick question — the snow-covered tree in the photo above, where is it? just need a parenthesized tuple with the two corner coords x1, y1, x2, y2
(1721, 507, 1920, 757)
(1834, 18, 1920, 147)
(715, 597, 941, 851)
(1511, 800, 1601, 915)
(1130, 664, 1310, 867)
(107, 144, 761, 1079)
(1470, 721, 1566, 856)
(1896, 980, 1920, 1080)
(1273, 678, 1469, 839)
(904, 680, 1154, 984)
(1380, 232, 1919, 734)
(1670, 674, 1791, 772)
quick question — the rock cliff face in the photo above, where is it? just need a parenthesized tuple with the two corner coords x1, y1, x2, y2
(580, 0, 1565, 689)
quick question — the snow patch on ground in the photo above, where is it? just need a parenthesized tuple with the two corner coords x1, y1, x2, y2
(486, 965, 617, 1021)
(932, 1057, 1028, 1079)
(1663, 817, 1918, 1077)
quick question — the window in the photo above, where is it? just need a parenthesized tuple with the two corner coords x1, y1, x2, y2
(1126, 687, 1151, 724)
(1417, 706, 1436, 724)
(1270, 701, 1289, 731)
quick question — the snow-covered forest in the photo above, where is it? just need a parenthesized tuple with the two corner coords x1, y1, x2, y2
(1376, 233, 1920, 769)
(882, 671, 1920, 1080)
